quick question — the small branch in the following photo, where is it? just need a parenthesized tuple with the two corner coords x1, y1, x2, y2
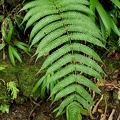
(117, 114, 120, 120)
(108, 109, 115, 120)
(0, 79, 5, 85)
(92, 95, 103, 114)
(92, 91, 95, 100)
(89, 91, 96, 119)
(100, 99, 107, 120)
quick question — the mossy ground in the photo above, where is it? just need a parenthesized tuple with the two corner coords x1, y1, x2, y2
(0, 53, 46, 104)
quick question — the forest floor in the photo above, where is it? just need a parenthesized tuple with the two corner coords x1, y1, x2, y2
(0, 51, 120, 120)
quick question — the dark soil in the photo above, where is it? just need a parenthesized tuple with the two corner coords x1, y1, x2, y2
(0, 99, 66, 120)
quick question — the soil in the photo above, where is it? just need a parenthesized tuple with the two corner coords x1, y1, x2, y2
(0, 99, 66, 120)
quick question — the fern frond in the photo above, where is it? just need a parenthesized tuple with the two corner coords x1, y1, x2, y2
(66, 102, 85, 120)
(22, 6, 55, 24)
(22, 0, 105, 119)
(37, 43, 102, 69)
(54, 94, 90, 116)
(45, 54, 104, 74)
(50, 74, 100, 98)
(56, 0, 89, 5)
(46, 61, 103, 83)
(31, 18, 102, 49)
(35, 32, 104, 57)
(40, 64, 102, 90)
(54, 84, 93, 104)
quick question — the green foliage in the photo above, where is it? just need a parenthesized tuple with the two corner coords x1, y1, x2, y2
(90, 0, 120, 44)
(0, 0, 31, 65)
(22, 0, 105, 119)
(118, 37, 120, 47)
(66, 102, 87, 120)
(7, 81, 19, 99)
(0, 65, 6, 70)
(0, 104, 9, 113)
(0, 65, 19, 113)
(0, 17, 30, 65)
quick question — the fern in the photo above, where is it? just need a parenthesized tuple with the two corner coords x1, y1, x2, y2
(22, 0, 105, 120)
(66, 101, 87, 120)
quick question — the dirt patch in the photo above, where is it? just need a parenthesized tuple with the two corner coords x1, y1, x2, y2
(0, 99, 66, 120)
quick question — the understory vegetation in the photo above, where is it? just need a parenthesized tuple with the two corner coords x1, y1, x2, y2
(0, 0, 120, 120)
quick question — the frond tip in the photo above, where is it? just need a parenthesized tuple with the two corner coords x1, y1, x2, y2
(66, 101, 87, 120)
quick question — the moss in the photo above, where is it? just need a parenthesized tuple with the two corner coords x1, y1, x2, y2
(17, 57, 46, 98)
(0, 83, 11, 104)
(0, 57, 46, 104)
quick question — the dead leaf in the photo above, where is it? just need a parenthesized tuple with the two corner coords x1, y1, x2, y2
(107, 50, 120, 60)
(98, 108, 104, 114)
(104, 80, 120, 91)
(113, 69, 120, 79)
(107, 50, 116, 58)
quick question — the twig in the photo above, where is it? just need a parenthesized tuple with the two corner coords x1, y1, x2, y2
(28, 105, 37, 119)
(89, 106, 95, 120)
(89, 91, 96, 119)
(0, 79, 5, 85)
(117, 114, 120, 120)
(92, 91, 96, 100)
(92, 95, 103, 114)
(108, 109, 115, 120)
(30, 97, 41, 107)
(28, 98, 41, 119)
(100, 99, 107, 120)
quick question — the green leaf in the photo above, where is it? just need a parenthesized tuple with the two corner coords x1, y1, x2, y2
(110, 0, 120, 9)
(96, 0, 111, 35)
(51, 74, 100, 98)
(8, 45, 15, 66)
(8, 45, 22, 65)
(66, 102, 82, 120)
(0, 43, 5, 50)
(31, 76, 46, 95)
(0, 104, 9, 113)
(0, 15, 4, 22)
(2, 17, 14, 43)
(107, 13, 120, 36)
(54, 84, 93, 105)
(7, 18, 14, 43)
(0, 65, 6, 71)
(1, 25, 8, 42)
(7, 81, 19, 99)
(10, 46, 22, 63)
(54, 94, 90, 117)
(99, 16, 108, 43)
(14, 41, 30, 55)
(15, 15, 24, 31)
(20, 0, 48, 11)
